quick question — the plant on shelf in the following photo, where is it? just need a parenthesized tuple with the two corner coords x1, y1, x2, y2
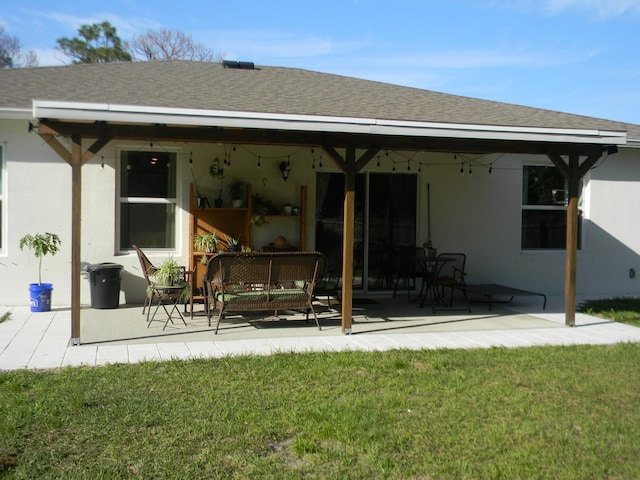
(228, 180, 245, 208)
(19, 232, 62, 312)
(225, 234, 240, 252)
(193, 232, 218, 253)
(150, 258, 190, 300)
(250, 193, 279, 227)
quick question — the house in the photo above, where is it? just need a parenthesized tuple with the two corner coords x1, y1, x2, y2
(1, 60, 639, 342)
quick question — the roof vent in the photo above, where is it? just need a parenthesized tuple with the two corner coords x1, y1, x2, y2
(222, 60, 255, 70)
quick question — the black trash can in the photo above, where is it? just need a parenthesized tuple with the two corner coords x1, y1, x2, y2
(88, 263, 123, 309)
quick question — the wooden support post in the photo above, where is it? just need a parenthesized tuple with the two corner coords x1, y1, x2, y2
(341, 150, 356, 334)
(564, 155, 579, 327)
(70, 135, 82, 343)
(549, 153, 601, 327)
(39, 132, 112, 345)
(322, 145, 379, 334)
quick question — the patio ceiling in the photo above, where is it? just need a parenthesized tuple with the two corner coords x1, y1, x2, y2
(35, 109, 618, 344)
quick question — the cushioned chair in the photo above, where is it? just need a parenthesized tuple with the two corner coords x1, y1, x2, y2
(430, 252, 471, 313)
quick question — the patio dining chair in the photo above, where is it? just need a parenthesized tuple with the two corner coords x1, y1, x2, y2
(313, 253, 342, 310)
(132, 244, 193, 321)
(392, 246, 426, 302)
(430, 252, 471, 313)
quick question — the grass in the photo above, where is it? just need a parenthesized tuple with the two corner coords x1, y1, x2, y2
(1, 344, 640, 479)
(579, 297, 640, 326)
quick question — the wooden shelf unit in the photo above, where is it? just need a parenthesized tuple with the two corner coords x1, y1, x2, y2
(188, 183, 307, 298)
(189, 183, 252, 297)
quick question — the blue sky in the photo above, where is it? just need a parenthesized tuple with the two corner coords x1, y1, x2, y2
(2, 0, 639, 124)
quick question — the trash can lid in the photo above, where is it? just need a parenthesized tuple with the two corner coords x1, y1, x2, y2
(88, 262, 123, 271)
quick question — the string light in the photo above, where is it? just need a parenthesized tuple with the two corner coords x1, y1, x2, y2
(257, 156, 261, 168)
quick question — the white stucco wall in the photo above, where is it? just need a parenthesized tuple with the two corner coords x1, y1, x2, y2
(1, 116, 638, 306)
(0, 123, 318, 306)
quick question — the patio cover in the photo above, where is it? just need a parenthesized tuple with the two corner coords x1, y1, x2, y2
(1, 61, 633, 343)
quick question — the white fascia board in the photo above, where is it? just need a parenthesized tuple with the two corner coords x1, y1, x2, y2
(33, 100, 627, 145)
(0, 107, 34, 120)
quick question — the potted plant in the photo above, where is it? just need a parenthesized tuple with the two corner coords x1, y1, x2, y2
(250, 193, 279, 227)
(150, 258, 190, 301)
(228, 180, 245, 208)
(422, 240, 437, 258)
(19, 232, 61, 312)
(193, 232, 218, 253)
(225, 234, 240, 252)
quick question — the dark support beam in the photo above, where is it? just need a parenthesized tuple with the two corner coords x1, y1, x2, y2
(38, 120, 607, 157)
(548, 152, 602, 327)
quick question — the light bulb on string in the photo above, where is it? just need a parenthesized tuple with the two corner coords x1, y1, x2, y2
(257, 156, 261, 168)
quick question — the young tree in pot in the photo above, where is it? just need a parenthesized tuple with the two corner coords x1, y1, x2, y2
(19, 232, 61, 312)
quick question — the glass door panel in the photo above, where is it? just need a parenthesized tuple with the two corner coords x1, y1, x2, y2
(367, 173, 417, 290)
(315, 173, 365, 289)
(315, 172, 416, 292)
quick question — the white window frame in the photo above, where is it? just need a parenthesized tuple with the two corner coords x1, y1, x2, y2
(116, 146, 181, 253)
(521, 163, 584, 251)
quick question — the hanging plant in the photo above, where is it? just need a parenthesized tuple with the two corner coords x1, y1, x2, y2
(250, 193, 279, 227)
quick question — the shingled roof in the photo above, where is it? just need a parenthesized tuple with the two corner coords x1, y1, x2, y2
(1, 60, 638, 141)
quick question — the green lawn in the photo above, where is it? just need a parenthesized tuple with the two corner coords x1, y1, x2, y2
(579, 297, 640, 327)
(2, 344, 639, 479)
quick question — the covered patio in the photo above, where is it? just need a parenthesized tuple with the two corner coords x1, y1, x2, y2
(34, 95, 623, 345)
(4, 61, 631, 346)
(3, 293, 640, 370)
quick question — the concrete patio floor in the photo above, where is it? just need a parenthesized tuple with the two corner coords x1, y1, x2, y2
(2, 294, 640, 371)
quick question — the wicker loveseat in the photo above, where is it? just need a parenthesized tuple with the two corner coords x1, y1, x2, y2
(203, 251, 324, 334)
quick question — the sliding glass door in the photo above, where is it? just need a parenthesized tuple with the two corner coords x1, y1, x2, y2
(315, 172, 417, 291)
